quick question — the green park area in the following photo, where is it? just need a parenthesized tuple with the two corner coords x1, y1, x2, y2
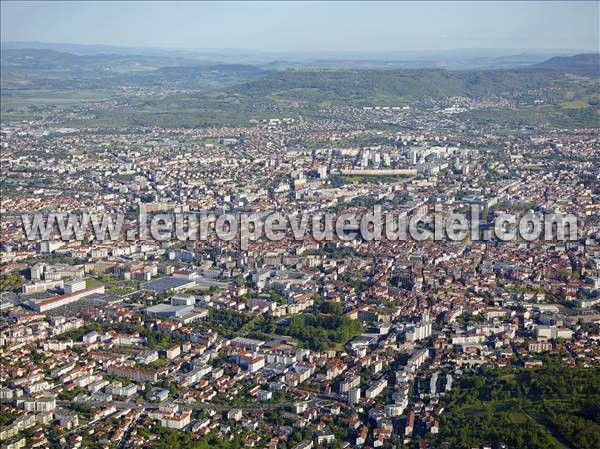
(432, 360, 600, 449)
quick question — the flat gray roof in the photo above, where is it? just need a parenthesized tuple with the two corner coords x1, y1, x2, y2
(142, 277, 195, 292)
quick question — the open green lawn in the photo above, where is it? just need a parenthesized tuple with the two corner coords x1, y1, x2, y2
(561, 100, 589, 109)
(85, 278, 102, 288)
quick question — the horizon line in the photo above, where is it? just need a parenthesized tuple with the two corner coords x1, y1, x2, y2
(1, 40, 597, 56)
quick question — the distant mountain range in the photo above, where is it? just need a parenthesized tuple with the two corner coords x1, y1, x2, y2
(0, 48, 269, 90)
(2, 45, 597, 94)
(1, 48, 189, 70)
(2, 44, 598, 92)
(1, 46, 597, 129)
(533, 53, 600, 77)
(1, 41, 592, 70)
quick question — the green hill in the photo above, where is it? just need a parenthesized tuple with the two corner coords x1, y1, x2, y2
(534, 53, 600, 77)
(229, 68, 566, 107)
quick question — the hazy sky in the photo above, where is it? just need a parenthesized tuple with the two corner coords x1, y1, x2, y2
(1, 1, 598, 53)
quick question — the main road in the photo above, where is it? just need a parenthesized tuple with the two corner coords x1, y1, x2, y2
(58, 390, 344, 413)
(58, 399, 298, 412)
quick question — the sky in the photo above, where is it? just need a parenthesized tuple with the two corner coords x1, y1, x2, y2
(1, 1, 598, 53)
